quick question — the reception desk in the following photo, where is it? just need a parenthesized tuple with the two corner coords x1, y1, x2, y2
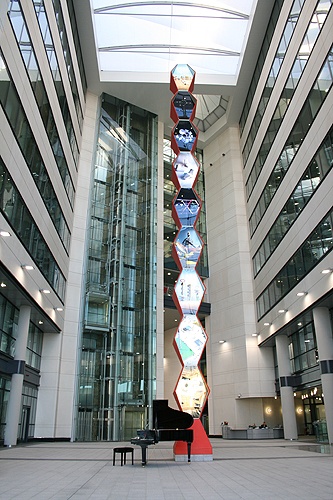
(222, 426, 284, 439)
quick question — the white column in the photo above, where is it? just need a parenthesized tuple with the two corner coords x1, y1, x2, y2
(313, 307, 333, 445)
(4, 305, 31, 446)
(275, 335, 298, 440)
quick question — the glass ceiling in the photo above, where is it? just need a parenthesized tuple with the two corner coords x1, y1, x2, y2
(92, 0, 256, 77)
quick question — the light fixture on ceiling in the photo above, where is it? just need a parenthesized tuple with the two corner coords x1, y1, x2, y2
(0, 230, 11, 237)
(54, 307, 63, 312)
(263, 322, 271, 326)
(1, 282, 6, 288)
(40, 289, 51, 294)
(321, 268, 332, 274)
(296, 291, 307, 297)
(278, 309, 287, 313)
(219, 340, 226, 344)
(21, 264, 34, 270)
(252, 333, 258, 337)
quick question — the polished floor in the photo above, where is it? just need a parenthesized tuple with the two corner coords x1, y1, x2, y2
(0, 437, 332, 499)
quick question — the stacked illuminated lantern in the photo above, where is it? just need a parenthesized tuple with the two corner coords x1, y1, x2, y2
(170, 65, 209, 420)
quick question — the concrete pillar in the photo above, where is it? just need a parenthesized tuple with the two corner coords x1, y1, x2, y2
(4, 305, 31, 446)
(275, 334, 298, 440)
(313, 307, 333, 445)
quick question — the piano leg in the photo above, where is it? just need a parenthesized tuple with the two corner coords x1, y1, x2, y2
(187, 442, 191, 463)
(140, 444, 148, 466)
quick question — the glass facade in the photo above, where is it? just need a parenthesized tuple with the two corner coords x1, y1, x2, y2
(26, 324, 43, 371)
(0, 293, 42, 442)
(0, 159, 66, 301)
(249, 44, 333, 235)
(32, 0, 80, 165)
(0, 378, 10, 442)
(77, 95, 158, 441)
(241, 0, 305, 146)
(50, 0, 84, 131)
(8, 0, 75, 207)
(0, 50, 71, 253)
(257, 208, 333, 319)
(253, 126, 333, 276)
(246, 2, 332, 199)
(0, 293, 18, 358)
(66, 0, 87, 97)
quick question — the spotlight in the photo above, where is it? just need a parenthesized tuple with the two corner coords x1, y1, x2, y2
(21, 265, 34, 270)
(40, 289, 51, 294)
(296, 291, 307, 297)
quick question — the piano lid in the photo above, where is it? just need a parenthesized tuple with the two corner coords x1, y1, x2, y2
(153, 399, 194, 430)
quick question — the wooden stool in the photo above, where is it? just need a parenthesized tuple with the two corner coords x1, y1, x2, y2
(113, 446, 134, 466)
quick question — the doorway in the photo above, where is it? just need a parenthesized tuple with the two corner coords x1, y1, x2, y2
(20, 406, 30, 442)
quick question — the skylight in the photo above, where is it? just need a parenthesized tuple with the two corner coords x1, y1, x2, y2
(92, 0, 256, 78)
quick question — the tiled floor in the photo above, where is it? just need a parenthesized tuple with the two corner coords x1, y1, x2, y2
(0, 438, 332, 499)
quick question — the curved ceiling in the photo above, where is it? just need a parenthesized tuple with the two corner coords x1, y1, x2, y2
(91, 1, 257, 130)
(75, 1, 273, 138)
(92, 1, 254, 79)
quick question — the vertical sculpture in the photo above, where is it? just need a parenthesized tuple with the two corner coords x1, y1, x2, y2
(170, 65, 209, 420)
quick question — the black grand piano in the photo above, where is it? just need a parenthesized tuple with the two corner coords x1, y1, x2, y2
(131, 399, 194, 466)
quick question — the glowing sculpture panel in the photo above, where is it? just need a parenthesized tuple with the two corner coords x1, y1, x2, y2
(170, 64, 209, 418)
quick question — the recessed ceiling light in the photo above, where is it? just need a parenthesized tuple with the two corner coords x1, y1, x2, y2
(264, 322, 271, 326)
(21, 265, 34, 270)
(40, 289, 51, 294)
(219, 340, 226, 344)
(54, 307, 63, 311)
(0, 230, 11, 237)
(296, 291, 307, 297)
(321, 268, 332, 274)
(1, 282, 7, 287)
(278, 309, 287, 313)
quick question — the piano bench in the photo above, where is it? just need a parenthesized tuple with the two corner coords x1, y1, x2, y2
(113, 446, 134, 466)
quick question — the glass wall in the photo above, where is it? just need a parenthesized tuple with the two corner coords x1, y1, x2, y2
(246, 15, 333, 200)
(241, 0, 305, 148)
(0, 50, 71, 253)
(32, 0, 80, 162)
(8, 0, 75, 206)
(257, 209, 333, 319)
(50, 0, 84, 131)
(0, 293, 43, 443)
(0, 159, 66, 301)
(249, 44, 333, 235)
(239, 0, 288, 134)
(77, 95, 158, 441)
(253, 126, 333, 276)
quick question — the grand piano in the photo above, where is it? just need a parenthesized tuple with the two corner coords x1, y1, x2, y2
(131, 399, 194, 466)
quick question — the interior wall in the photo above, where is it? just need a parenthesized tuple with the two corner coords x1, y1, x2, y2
(203, 126, 276, 435)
